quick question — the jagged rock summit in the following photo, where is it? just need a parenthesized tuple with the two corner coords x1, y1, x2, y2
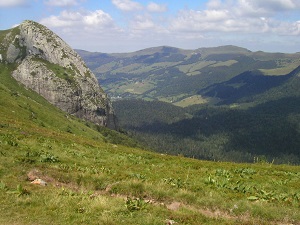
(0, 20, 117, 129)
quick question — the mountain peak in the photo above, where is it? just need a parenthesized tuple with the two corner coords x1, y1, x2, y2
(196, 45, 252, 56)
(1, 20, 117, 129)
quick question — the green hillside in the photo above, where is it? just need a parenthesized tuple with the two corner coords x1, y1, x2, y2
(112, 63, 300, 164)
(79, 45, 300, 165)
(1, 61, 300, 223)
(77, 46, 300, 104)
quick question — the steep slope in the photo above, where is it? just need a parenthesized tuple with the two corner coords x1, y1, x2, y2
(1, 61, 300, 225)
(0, 20, 116, 129)
(110, 57, 300, 162)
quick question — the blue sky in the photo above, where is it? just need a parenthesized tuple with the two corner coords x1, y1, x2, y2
(1, 0, 300, 53)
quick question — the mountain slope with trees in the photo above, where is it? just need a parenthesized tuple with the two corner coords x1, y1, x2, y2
(113, 97, 300, 164)
(1, 22, 300, 224)
(1, 54, 300, 225)
(79, 46, 300, 164)
(78, 45, 300, 104)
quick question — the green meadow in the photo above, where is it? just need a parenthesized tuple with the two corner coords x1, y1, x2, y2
(1, 63, 299, 224)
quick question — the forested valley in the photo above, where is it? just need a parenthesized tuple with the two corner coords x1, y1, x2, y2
(114, 97, 300, 164)
(79, 46, 300, 165)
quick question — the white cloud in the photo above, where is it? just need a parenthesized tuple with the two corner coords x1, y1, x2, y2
(111, 0, 142, 11)
(132, 19, 155, 30)
(291, 21, 300, 35)
(40, 10, 116, 29)
(206, 0, 223, 9)
(246, 0, 299, 12)
(130, 15, 156, 30)
(279, 20, 300, 35)
(36, 0, 300, 53)
(12, 24, 20, 28)
(0, 0, 28, 7)
(170, 9, 233, 32)
(39, 9, 127, 52)
(169, 0, 300, 37)
(41, 11, 81, 27)
(83, 10, 113, 26)
(147, 2, 167, 13)
(45, 0, 78, 7)
(206, 0, 300, 17)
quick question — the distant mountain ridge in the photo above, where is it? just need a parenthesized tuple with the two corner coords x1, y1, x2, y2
(78, 45, 300, 164)
(77, 45, 300, 106)
(0, 20, 117, 129)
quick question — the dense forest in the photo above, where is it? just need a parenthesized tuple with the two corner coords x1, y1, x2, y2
(114, 98, 300, 164)
(79, 46, 300, 164)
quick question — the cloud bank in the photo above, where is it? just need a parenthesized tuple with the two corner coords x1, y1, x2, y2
(39, 0, 300, 52)
(0, 0, 28, 7)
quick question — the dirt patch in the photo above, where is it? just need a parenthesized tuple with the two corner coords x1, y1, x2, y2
(166, 202, 181, 211)
(27, 169, 43, 181)
(27, 168, 80, 191)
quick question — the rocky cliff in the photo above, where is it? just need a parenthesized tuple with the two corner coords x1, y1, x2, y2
(0, 20, 117, 129)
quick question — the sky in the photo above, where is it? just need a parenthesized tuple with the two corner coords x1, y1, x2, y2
(1, 0, 300, 53)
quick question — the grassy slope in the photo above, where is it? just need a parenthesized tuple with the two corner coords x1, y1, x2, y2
(0, 64, 300, 224)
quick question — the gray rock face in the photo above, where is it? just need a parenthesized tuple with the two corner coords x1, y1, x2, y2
(4, 20, 117, 129)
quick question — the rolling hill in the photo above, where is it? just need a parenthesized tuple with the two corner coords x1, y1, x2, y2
(79, 46, 300, 164)
(1, 46, 300, 225)
(77, 45, 300, 105)
(1, 21, 300, 224)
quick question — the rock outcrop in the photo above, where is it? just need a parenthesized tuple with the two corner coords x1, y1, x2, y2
(1, 20, 117, 129)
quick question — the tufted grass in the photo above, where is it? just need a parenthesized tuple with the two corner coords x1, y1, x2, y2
(0, 63, 299, 224)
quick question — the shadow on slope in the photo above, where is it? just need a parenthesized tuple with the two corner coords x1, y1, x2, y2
(198, 66, 300, 104)
(118, 97, 300, 164)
